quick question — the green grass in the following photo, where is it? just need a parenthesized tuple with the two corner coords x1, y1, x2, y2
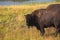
(0, 3, 60, 40)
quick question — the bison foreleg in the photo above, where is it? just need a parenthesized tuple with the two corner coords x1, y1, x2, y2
(40, 25, 45, 36)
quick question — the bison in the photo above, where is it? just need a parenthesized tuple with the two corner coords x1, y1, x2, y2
(25, 4, 60, 36)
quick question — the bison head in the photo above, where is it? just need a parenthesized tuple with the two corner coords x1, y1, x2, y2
(25, 14, 35, 28)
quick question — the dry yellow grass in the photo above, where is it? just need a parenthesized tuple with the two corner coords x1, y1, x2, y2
(0, 2, 60, 40)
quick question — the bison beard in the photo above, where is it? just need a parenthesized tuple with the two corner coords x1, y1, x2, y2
(25, 4, 60, 36)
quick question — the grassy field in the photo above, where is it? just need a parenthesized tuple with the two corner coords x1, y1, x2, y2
(0, 2, 60, 40)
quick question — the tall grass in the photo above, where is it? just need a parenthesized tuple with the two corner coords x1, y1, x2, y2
(0, 3, 60, 40)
